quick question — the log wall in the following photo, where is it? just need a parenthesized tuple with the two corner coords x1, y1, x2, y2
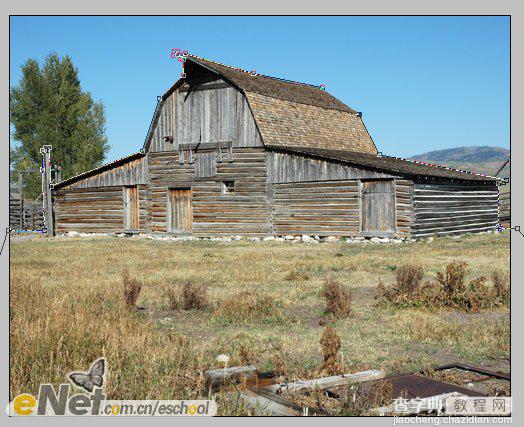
(411, 182, 499, 237)
(272, 180, 360, 236)
(395, 179, 414, 238)
(148, 147, 270, 236)
(54, 185, 147, 233)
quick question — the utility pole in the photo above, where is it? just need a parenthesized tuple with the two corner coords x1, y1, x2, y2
(40, 145, 54, 237)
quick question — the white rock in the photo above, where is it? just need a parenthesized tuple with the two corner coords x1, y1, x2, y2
(221, 237, 232, 243)
(370, 237, 382, 244)
(275, 237, 285, 242)
(379, 238, 391, 243)
(325, 236, 339, 243)
(67, 231, 79, 237)
(284, 235, 295, 241)
(309, 239, 319, 244)
(301, 235, 311, 243)
(353, 236, 365, 241)
(234, 235, 242, 241)
(251, 237, 261, 242)
(314, 235, 321, 241)
(393, 239, 403, 244)
(263, 236, 276, 241)
(426, 237, 434, 243)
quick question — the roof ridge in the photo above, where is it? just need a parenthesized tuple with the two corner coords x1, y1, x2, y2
(187, 54, 323, 89)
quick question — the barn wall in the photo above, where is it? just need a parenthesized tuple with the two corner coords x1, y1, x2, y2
(267, 151, 397, 183)
(148, 80, 262, 152)
(411, 182, 499, 237)
(272, 180, 360, 236)
(54, 185, 147, 233)
(148, 147, 269, 236)
(59, 157, 147, 189)
(395, 179, 414, 237)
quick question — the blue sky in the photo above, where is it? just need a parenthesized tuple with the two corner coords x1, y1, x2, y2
(10, 16, 509, 161)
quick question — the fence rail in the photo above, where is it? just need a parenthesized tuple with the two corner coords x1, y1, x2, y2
(9, 192, 45, 230)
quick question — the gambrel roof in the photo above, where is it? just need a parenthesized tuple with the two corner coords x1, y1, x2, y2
(172, 56, 379, 154)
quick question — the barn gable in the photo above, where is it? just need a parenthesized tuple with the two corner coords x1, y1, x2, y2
(144, 56, 377, 155)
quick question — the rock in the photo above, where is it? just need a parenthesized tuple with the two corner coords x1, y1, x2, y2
(314, 235, 320, 241)
(393, 239, 403, 244)
(325, 236, 338, 243)
(379, 238, 390, 243)
(370, 237, 382, 244)
(284, 235, 295, 241)
(67, 231, 79, 237)
(426, 237, 434, 243)
(353, 236, 365, 241)
(251, 237, 261, 242)
(309, 239, 319, 244)
(234, 235, 242, 241)
(221, 237, 232, 243)
(275, 237, 285, 242)
(263, 236, 276, 241)
(301, 235, 311, 243)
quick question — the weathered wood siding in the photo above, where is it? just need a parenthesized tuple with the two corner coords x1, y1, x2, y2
(148, 80, 262, 152)
(267, 151, 397, 183)
(55, 185, 147, 233)
(148, 147, 269, 236)
(273, 181, 360, 236)
(60, 157, 147, 189)
(411, 182, 499, 237)
(394, 179, 414, 237)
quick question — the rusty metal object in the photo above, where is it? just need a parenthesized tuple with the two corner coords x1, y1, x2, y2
(433, 363, 510, 381)
(385, 374, 483, 398)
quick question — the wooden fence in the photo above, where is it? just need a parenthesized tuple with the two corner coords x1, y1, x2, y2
(9, 192, 45, 230)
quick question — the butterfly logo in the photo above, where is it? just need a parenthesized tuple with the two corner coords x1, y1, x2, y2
(68, 358, 106, 392)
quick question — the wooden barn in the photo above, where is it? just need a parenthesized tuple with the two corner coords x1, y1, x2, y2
(53, 56, 500, 239)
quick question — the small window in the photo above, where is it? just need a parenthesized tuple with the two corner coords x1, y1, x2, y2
(222, 181, 235, 194)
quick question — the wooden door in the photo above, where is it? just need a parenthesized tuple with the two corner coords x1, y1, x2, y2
(361, 180, 396, 234)
(124, 186, 139, 230)
(168, 188, 193, 233)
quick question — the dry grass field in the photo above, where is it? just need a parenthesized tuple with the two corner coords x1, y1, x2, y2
(9, 232, 510, 414)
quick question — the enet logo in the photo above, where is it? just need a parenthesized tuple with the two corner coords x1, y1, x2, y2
(9, 385, 106, 416)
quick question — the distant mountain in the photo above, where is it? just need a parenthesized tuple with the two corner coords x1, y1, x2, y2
(409, 146, 510, 178)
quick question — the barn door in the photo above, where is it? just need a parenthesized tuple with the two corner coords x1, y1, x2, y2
(361, 180, 396, 235)
(167, 188, 193, 233)
(124, 186, 139, 230)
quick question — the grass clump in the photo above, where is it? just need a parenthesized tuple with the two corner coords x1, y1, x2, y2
(323, 278, 352, 319)
(167, 280, 209, 310)
(376, 262, 510, 312)
(214, 291, 285, 325)
(123, 270, 142, 309)
(320, 326, 342, 375)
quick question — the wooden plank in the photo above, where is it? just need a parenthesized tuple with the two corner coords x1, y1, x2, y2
(237, 390, 300, 416)
(264, 370, 385, 395)
(204, 366, 258, 392)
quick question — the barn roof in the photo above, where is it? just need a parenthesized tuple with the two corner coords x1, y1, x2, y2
(268, 145, 500, 182)
(179, 56, 378, 154)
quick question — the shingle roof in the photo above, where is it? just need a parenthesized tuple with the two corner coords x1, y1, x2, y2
(268, 145, 499, 182)
(185, 56, 378, 154)
(187, 56, 354, 112)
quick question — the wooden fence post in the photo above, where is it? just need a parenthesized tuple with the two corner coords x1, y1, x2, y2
(17, 173, 24, 230)
(41, 146, 54, 237)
